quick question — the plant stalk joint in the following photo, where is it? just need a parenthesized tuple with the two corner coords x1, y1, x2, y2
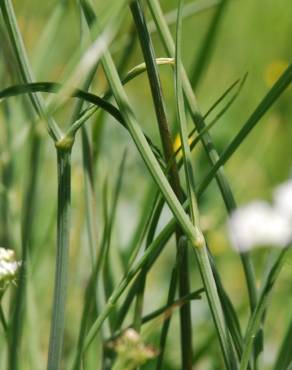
(55, 135, 74, 152)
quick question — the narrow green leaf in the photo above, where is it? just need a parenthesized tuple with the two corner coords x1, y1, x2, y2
(147, 0, 258, 317)
(190, 0, 228, 88)
(198, 63, 292, 194)
(47, 149, 72, 370)
(274, 316, 292, 370)
(240, 249, 289, 370)
(0, 0, 62, 140)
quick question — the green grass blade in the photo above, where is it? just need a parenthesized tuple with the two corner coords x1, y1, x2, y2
(155, 262, 179, 370)
(130, 3, 193, 368)
(175, 3, 237, 369)
(82, 0, 204, 253)
(0, 82, 124, 131)
(114, 73, 246, 362)
(84, 2, 234, 369)
(147, 0, 221, 33)
(166, 76, 244, 175)
(32, 1, 67, 76)
(83, 210, 177, 351)
(121, 185, 158, 267)
(102, 151, 127, 331)
(0, 2, 63, 368)
(101, 287, 203, 349)
(274, 316, 292, 370)
(0, 82, 164, 166)
(47, 148, 72, 370)
(114, 193, 165, 330)
(208, 249, 243, 358)
(175, 0, 199, 224)
(190, 0, 228, 88)
(198, 63, 292, 194)
(173, 4, 198, 365)
(0, 0, 62, 140)
(239, 249, 289, 370)
(147, 0, 258, 317)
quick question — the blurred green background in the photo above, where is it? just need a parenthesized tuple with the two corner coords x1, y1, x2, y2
(0, 1, 291, 369)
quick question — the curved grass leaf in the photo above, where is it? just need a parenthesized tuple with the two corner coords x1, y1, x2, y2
(0, 82, 164, 166)
(198, 63, 292, 194)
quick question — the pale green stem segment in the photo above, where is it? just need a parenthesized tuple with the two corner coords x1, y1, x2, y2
(46, 142, 72, 370)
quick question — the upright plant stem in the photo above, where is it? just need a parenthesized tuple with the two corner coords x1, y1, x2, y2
(130, 2, 192, 368)
(47, 143, 72, 370)
(80, 2, 237, 368)
(0, 3, 62, 369)
(147, 0, 257, 314)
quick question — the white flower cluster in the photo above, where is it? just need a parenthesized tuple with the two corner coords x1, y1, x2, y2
(0, 247, 21, 289)
(228, 180, 292, 251)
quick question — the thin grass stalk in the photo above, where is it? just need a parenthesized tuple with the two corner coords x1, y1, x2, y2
(155, 264, 178, 370)
(70, 9, 100, 266)
(78, 66, 290, 360)
(0, 4, 62, 369)
(175, 2, 237, 368)
(81, 3, 237, 368)
(0, 103, 14, 247)
(147, 0, 221, 34)
(81, 128, 98, 266)
(102, 288, 203, 353)
(190, 0, 228, 88)
(113, 76, 245, 336)
(102, 153, 127, 334)
(72, 195, 114, 370)
(0, 305, 8, 336)
(114, 192, 165, 330)
(129, 2, 192, 367)
(121, 74, 244, 268)
(147, 0, 257, 317)
(82, 210, 176, 352)
(239, 249, 289, 370)
(14, 60, 285, 228)
(1, 63, 283, 353)
(0, 0, 61, 140)
(82, 0, 204, 254)
(32, 1, 67, 77)
(197, 63, 292, 194)
(116, 76, 241, 320)
(274, 315, 292, 370)
(7, 129, 41, 370)
(121, 184, 158, 268)
(0, 81, 165, 168)
(46, 144, 72, 370)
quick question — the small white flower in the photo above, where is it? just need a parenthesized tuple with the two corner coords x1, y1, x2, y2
(228, 201, 292, 252)
(0, 247, 21, 288)
(0, 247, 15, 262)
(273, 180, 292, 221)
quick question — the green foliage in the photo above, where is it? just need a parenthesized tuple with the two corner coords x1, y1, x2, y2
(0, 1, 291, 370)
